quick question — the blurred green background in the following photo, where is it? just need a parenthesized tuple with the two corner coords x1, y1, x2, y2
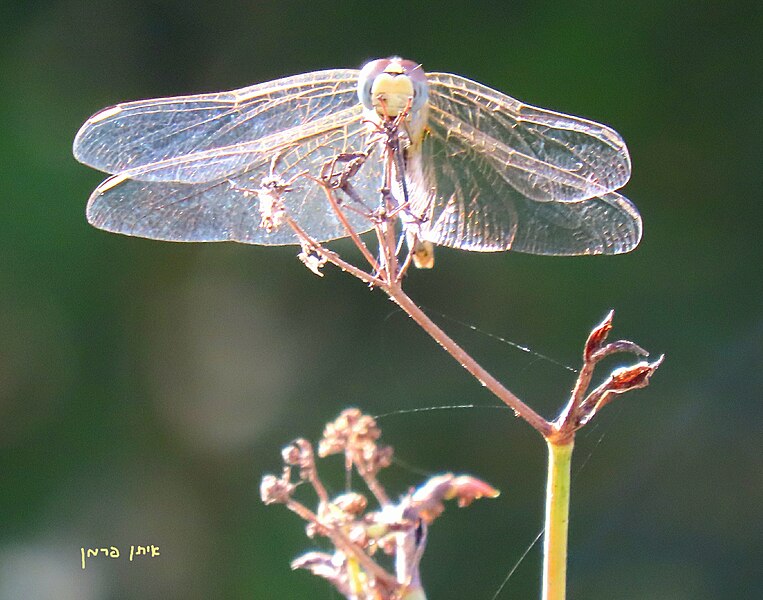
(1, 0, 760, 598)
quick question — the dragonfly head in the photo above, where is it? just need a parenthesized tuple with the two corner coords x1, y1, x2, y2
(358, 57, 428, 120)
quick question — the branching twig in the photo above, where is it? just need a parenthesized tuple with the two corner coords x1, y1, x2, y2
(258, 111, 662, 600)
(262, 409, 499, 600)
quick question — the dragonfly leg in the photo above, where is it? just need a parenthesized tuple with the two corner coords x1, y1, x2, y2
(319, 149, 378, 215)
(320, 151, 368, 188)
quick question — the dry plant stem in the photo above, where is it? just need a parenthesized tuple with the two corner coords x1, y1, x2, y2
(542, 439, 573, 600)
(317, 180, 381, 273)
(360, 471, 389, 506)
(385, 282, 552, 437)
(285, 498, 397, 589)
(285, 217, 382, 287)
(552, 360, 596, 443)
(305, 468, 330, 506)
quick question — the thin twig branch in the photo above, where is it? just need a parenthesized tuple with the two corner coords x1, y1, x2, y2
(384, 282, 553, 437)
(311, 177, 381, 273)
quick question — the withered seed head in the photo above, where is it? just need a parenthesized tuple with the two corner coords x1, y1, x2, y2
(260, 473, 296, 505)
(333, 492, 369, 515)
(584, 309, 614, 361)
(281, 442, 302, 465)
(319, 408, 382, 457)
(263, 409, 500, 600)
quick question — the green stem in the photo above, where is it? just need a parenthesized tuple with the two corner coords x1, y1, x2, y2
(542, 439, 573, 600)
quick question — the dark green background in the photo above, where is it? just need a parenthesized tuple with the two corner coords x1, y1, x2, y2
(1, 1, 760, 598)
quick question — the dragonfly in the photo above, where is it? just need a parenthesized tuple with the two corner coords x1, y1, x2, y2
(73, 57, 641, 261)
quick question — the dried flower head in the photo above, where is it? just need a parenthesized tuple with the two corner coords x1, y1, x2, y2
(262, 409, 498, 599)
(260, 468, 296, 505)
(553, 311, 664, 439)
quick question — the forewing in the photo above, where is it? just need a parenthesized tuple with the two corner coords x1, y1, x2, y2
(406, 115, 642, 255)
(427, 73, 631, 202)
(73, 69, 362, 183)
(86, 124, 384, 245)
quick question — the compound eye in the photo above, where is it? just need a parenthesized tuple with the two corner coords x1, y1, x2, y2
(394, 59, 428, 112)
(409, 72, 429, 113)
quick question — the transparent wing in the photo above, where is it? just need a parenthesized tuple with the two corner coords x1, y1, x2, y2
(426, 73, 631, 203)
(73, 69, 363, 183)
(406, 114, 641, 255)
(86, 124, 384, 245)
